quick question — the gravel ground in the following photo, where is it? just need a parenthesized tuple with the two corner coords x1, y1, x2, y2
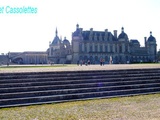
(0, 94, 160, 120)
(0, 64, 160, 73)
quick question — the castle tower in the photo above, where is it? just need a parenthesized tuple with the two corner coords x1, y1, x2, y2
(48, 28, 61, 63)
(147, 31, 157, 62)
(72, 24, 83, 63)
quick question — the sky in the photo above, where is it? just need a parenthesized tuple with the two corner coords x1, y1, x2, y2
(0, 0, 160, 54)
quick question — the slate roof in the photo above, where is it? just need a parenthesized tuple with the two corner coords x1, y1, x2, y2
(130, 39, 140, 44)
(63, 38, 70, 45)
(81, 30, 117, 41)
(148, 35, 156, 42)
(52, 36, 60, 45)
(72, 28, 81, 36)
(118, 32, 128, 39)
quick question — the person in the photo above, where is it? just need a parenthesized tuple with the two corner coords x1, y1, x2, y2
(85, 60, 88, 66)
(80, 60, 83, 66)
(100, 59, 102, 66)
(88, 60, 90, 65)
(77, 60, 79, 66)
(7, 62, 9, 66)
(102, 59, 105, 66)
(109, 56, 112, 64)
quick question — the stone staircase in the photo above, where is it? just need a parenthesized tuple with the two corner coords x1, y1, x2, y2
(0, 68, 160, 108)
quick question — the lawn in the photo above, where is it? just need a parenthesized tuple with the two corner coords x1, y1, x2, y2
(0, 94, 160, 120)
(0, 64, 77, 73)
(0, 64, 75, 69)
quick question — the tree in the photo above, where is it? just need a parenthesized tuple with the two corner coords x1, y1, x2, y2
(157, 49, 160, 62)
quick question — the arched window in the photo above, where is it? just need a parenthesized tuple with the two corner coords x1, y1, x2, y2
(126, 56, 129, 61)
(90, 45, 93, 52)
(105, 56, 108, 61)
(79, 56, 83, 61)
(115, 56, 118, 63)
(119, 45, 122, 53)
(89, 56, 93, 63)
(84, 44, 87, 53)
(84, 56, 88, 61)
(95, 45, 98, 52)
(110, 45, 113, 52)
(51, 47, 54, 55)
(79, 44, 82, 52)
(105, 46, 108, 52)
(100, 45, 103, 52)
(95, 56, 98, 62)
(125, 45, 128, 52)
(115, 45, 117, 53)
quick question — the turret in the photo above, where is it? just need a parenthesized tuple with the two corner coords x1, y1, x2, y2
(147, 31, 157, 62)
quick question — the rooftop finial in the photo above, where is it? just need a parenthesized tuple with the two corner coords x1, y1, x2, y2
(150, 31, 152, 36)
(55, 27, 58, 36)
(76, 24, 79, 29)
(121, 27, 124, 32)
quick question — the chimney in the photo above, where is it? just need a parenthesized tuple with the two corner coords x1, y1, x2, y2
(105, 29, 108, 36)
(90, 28, 93, 35)
(144, 37, 147, 47)
(113, 30, 117, 38)
(105, 29, 108, 33)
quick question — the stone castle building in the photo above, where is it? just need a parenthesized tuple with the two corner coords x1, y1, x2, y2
(49, 24, 157, 64)
(48, 28, 72, 64)
(7, 24, 157, 64)
(8, 52, 48, 64)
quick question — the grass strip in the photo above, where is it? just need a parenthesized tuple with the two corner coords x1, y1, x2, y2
(0, 93, 160, 120)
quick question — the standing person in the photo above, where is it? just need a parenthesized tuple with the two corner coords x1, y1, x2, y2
(77, 60, 79, 66)
(85, 60, 88, 66)
(7, 62, 9, 66)
(102, 59, 105, 66)
(88, 60, 90, 65)
(110, 56, 112, 64)
(100, 58, 102, 66)
(80, 60, 83, 66)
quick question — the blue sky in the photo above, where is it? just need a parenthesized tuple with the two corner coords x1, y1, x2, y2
(0, 0, 160, 54)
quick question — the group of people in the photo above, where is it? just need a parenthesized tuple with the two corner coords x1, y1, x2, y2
(100, 58, 105, 66)
(77, 58, 106, 66)
(77, 60, 91, 66)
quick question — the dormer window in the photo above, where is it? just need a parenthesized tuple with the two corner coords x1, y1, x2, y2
(104, 33, 108, 41)
(89, 35, 92, 41)
(99, 33, 102, 41)
(94, 33, 97, 41)
(109, 34, 112, 41)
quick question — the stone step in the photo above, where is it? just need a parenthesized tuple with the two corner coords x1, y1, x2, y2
(1, 68, 160, 108)
(0, 83, 160, 99)
(1, 72, 160, 84)
(0, 78, 160, 94)
(0, 87, 160, 108)
(1, 68, 160, 80)
(0, 76, 160, 89)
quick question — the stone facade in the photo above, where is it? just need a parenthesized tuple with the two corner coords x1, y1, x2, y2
(72, 24, 157, 64)
(8, 52, 48, 64)
(8, 24, 157, 65)
(48, 28, 72, 64)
